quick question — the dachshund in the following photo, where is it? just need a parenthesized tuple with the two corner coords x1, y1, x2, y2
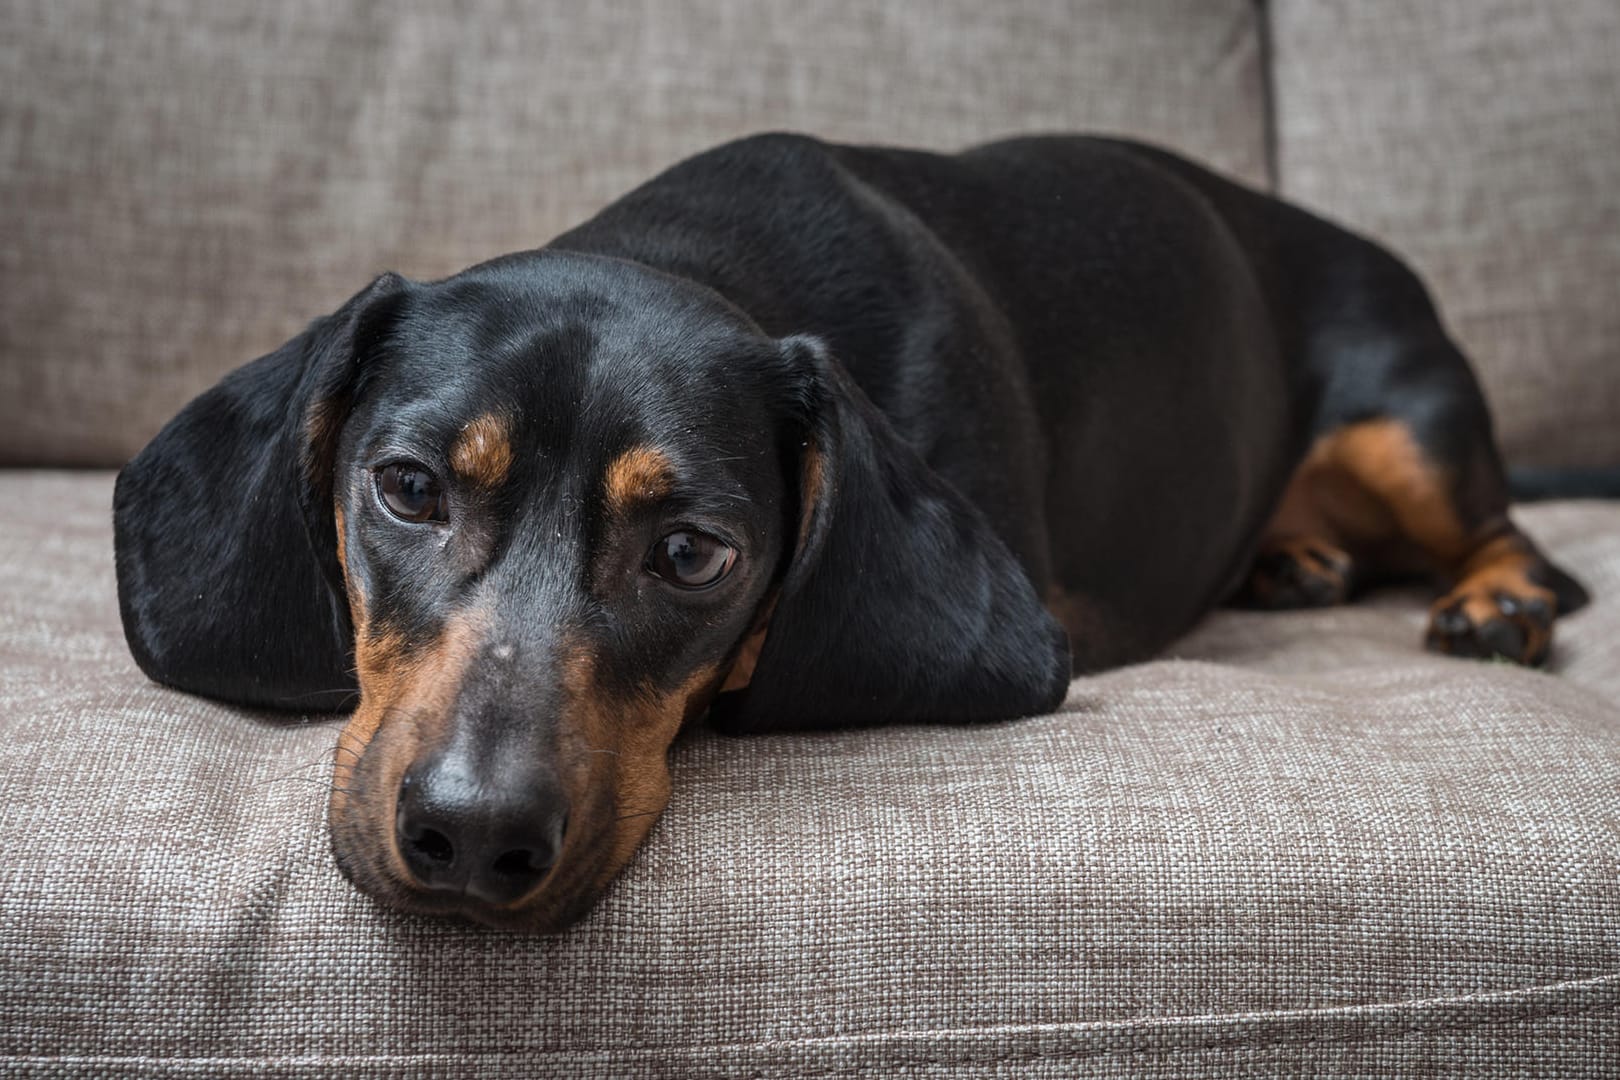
(114, 133, 1590, 931)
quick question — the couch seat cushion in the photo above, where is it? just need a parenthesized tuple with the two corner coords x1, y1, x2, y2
(1, 472, 1616, 1077)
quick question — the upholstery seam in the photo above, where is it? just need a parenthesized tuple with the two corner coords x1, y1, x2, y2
(4, 975, 1615, 1067)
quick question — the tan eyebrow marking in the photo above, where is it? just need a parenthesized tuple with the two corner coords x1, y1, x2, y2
(449, 413, 514, 489)
(603, 445, 675, 518)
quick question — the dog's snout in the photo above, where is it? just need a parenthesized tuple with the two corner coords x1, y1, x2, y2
(395, 755, 568, 907)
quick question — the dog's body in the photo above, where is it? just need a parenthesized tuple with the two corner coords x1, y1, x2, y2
(115, 134, 1588, 930)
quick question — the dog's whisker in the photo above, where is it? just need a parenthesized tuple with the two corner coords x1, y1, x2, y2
(259, 751, 347, 784)
(260, 775, 359, 795)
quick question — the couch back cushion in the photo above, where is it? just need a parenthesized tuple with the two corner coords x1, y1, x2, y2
(0, 0, 1266, 466)
(1272, 0, 1620, 469)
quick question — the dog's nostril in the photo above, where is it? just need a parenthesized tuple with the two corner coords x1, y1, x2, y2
(408, 827, 454, 865)
(491, 847, 551, 879)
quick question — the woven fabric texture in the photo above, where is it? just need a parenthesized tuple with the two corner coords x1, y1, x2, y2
(1271, 0, 1620, 469)
(0, 0, 1266, 467)
(1, 471, 1616, 1077)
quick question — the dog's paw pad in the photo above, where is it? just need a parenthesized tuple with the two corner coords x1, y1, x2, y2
(1425, 586, 1554, 666)
(1237, 539, 1352, 610)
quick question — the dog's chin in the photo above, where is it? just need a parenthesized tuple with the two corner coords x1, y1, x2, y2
(366, 879, 605, 934)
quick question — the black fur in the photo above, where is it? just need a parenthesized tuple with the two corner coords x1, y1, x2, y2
(116, 132, 1583, 733)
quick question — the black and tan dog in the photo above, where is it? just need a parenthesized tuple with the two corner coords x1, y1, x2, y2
(115, 134, 1589, 931)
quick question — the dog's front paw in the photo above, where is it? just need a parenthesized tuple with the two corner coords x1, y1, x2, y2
(1236, 538, 1353, 610)
(1425, 584, 1555, 666)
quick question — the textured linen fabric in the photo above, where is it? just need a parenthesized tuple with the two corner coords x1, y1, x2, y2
(1, 471, 1617, 1077)
(0, 0, 1267, 468)
(1271, 0, 1620, 470)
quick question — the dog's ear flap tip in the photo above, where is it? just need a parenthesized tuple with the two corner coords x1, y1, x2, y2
(706, 635, 1072, 735)
(1028, 615, 1075, 710)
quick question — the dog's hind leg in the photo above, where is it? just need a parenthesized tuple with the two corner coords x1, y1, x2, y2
(1272, 336, 1587, 665)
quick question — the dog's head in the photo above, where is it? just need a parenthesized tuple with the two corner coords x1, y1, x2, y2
(114, 251, 1068, 930)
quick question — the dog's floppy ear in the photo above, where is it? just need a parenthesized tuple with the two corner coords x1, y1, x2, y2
(711, 336, 1071, 733)
(114, 274, 405, 710)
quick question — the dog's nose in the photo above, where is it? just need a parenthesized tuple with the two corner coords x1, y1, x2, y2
(395, 755, 568, 906)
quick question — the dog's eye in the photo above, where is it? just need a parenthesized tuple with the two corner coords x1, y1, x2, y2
(376, 463, 449, 524)
(647, 531, 736, 589)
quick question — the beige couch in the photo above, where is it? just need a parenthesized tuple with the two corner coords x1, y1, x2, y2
(2, 2, 1617, 1075)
